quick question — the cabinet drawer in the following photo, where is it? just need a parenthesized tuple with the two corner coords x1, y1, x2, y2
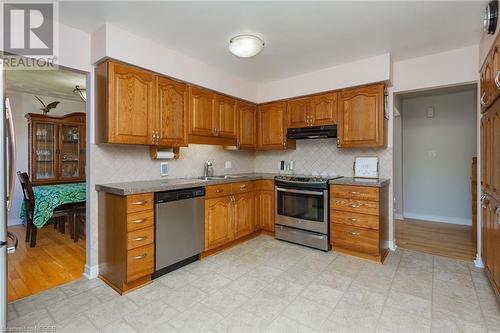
(206, 184, 232, 198)
(127, 244, 154, 283)
(231, 181, 254, 194)
(332, 198, 379, 215)
(331, 210, 379, 230)
(127, 211, 154, 232)
(127, 227, 154, 250)
(254, 180, 274, 191)
(331, 185, 379, 202)
(332, 223, 379, 255)
(126, 193, 154, 213)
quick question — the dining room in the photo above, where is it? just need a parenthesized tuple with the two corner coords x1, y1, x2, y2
(5, 67, 88, 302)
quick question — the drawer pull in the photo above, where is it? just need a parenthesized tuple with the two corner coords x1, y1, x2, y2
(134, 253, 148, 260)
(349, 232, 360, 236)
(349, 218, 358, 222)
(350, 191, 360, 195)
(134, 236, 148, 242)
(215, 189, 224, 193)
(132, 201, 148, 206)
(240, 185, 246, 190)
(349, 203, 361, 208)
(132, 219, 146, 224)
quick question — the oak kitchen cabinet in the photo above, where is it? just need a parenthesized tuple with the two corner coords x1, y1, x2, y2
(188, 86, 238, 145)
(257, 101, 296, 150)
(286, 92, 337, 128)
(254, 180, 275, 232)
(337, 83, 386, 148)
(237, 101, 257, 149)
(95, 60, 187, 147)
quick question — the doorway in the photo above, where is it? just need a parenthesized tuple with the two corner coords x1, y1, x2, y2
(393, 84, 477, 261)
(5, 67, 88, 301)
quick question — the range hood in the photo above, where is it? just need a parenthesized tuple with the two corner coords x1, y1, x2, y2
(287, 125, 337, 140)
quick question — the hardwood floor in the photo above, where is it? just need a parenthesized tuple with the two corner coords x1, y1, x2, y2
(7, 223, 85, 302)
(395, 218, 475, 261)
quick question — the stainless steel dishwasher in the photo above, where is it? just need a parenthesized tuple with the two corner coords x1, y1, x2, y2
(153, 187, 205, 278)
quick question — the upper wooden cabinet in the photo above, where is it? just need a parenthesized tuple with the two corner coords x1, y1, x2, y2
(96, 61, 155, 145)
(286, 92, 337, 128)
(215, 94, 237, 138)
(257, 101, 295, 150)
(337, 83, 386, 148)
(96, 60, 187, 147)
(188, 86, 216, 137)
(155, 76, 188, 147)
(237, 101, 257, 149)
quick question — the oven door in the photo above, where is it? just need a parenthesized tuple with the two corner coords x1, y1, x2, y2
(275, 186, 328, 234)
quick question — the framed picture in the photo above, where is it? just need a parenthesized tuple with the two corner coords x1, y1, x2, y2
(354, 156, 379, 178)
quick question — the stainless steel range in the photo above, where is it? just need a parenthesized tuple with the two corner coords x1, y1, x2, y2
(274, 175, 342, 251)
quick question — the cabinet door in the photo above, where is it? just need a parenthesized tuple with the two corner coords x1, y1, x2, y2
(337, 84, 385, 148)
(486, 197, 495, 275)
(482, 195, 488, 264)
(205, 197, 233, 250)
(59, 124, 82, 180)
(493, 198, 500, 289)
(237, 101, 257, 149)
(233, 192, 254, 239)
(493, 110, 500, 196)
(215, 95, 237, 138)
(32, 122, 58, 183)
(287, 97, 310, 128)
(257, 190, 275, 232)
(257, 102, 287, 150)
(481, 112, 492, 191)
(188, 86, 216, 137)
(491, 44, 500, 103)
(108, 62, 154, 144)
(481, 57, 494, 112)
(156, 76, 188, 146)
(310, 92, 337, 126)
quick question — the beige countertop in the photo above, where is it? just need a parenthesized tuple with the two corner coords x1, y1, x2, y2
(329, 177, 390, 188)
(95, 173, 278, 196)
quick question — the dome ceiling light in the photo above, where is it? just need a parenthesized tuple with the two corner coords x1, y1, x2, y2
(228, 34, 265, 58)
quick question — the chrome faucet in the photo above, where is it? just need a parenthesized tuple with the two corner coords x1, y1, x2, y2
(204, 161, 214, 178)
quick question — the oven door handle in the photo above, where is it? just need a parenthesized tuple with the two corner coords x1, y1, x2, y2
(275, 187, 324, 196)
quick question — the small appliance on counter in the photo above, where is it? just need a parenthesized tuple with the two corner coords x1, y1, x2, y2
(274, 174, 342, 251)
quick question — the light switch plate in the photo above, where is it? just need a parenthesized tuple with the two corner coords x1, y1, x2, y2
(160, 162, 169, 176)
(225, 161, 232, 169)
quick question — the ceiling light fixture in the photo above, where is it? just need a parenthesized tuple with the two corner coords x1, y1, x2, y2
(73, 85, 86, 102)
(228, 34, 265, 58)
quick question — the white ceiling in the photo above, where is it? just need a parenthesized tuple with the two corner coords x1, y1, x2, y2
(6, 68, 87, 102)
(60, 1, 486, 83)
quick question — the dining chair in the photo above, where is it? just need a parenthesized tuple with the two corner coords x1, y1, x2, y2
(16, 172, 70, 247)
(71, 204, 86, 242)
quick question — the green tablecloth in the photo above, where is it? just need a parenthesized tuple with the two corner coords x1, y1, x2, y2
(20, 182, 86, 229)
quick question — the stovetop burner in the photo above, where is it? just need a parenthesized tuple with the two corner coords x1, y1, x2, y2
(274, 174, 343, 184)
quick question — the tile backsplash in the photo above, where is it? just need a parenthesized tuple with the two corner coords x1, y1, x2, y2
(254, 139, 392, 179)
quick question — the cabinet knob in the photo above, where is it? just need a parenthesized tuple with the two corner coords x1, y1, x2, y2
(215, 189, 224, 193)
(132, 218, 146, 224)
(132, 200, 148, 206)
(134, 236, 148, 242)
(349, 218, 358, 222)
(349, 231, 360, 236)
(350, 191, 360, 195)
(134, 253, 148, 260)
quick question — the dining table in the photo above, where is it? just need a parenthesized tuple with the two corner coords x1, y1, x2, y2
(20, 182, 86, 228)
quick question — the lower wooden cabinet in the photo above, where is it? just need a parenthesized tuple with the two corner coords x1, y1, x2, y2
(330, 182, 389, 262)
(205, 196, 234, 250)
(481, 194, 500, 294)
(254, 180, 275, 232)
(234, 192, 255, 239)
(98, 192, 155, 294)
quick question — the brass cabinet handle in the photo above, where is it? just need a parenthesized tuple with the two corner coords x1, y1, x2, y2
(132, 218, 146, 224)
(349, 218, 358, 222)
(240, 185, 246, 191)
(132, 201, 148, 205)
(134, 253, 148, 260)
(349, 231, 360, 236)
(349, 203, 361, 208)
(134, 236, 148, 242)
(350, 191, 360, 195)
(495, 71, 500, 89)
(481, 92, 489, 106)
(215, 189, 224, 193)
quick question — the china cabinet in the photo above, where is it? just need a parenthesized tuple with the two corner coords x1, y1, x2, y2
(26, 113, 86, 185)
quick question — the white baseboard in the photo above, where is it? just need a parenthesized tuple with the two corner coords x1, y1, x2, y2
(474, 254, 484, 268)
(403, 212, 471, 226)
(83, 264, 99, 279)
(388, 240, 397, 251)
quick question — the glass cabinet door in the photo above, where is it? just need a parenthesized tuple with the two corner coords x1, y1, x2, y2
(34, 122, 57, 181)
(60, 125, 81, 179)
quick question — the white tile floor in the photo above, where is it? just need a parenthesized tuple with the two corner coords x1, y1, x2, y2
(7, 235, 500, 333)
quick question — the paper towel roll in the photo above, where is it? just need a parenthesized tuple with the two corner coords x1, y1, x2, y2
(154, 149, 175, 159)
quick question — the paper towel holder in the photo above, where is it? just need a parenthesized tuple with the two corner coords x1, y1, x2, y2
(150, 146, 180, 160)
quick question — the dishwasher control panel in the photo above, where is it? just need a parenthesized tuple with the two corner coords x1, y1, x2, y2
(155, 187, 205, 203)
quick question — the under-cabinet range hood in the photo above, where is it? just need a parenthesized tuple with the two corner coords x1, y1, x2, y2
(286, 125, 337, 140)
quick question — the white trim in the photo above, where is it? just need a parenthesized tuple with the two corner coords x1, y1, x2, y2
(403, 212, 471, 226)
(474, 254, 484, 268)
(388, 240, 398, 251)
(83, 264, 98, 279)
(394, 213, 404, 220)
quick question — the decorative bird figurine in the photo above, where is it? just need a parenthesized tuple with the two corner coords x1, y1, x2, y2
(34, 96, 60, 115)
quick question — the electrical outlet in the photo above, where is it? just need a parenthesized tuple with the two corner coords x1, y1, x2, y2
(160, 162, 169, 176)
(225, 161, 232, 169)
